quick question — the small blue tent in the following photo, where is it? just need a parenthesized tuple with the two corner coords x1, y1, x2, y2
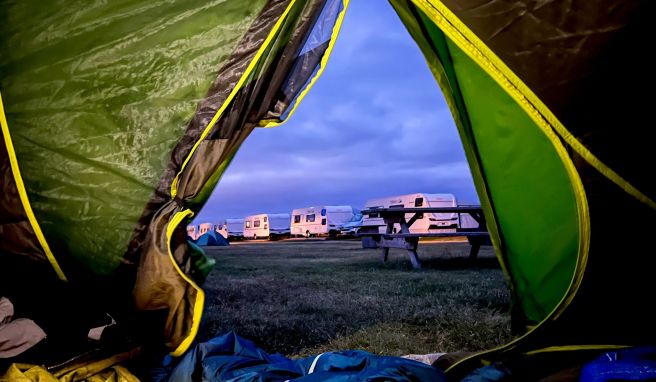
(195, 231, 229, 247)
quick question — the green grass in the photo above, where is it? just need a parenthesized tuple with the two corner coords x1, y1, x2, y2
(198, 240, 512, 357)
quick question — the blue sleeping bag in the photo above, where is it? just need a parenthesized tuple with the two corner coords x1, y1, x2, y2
(155, 332, 446, 381)
(579, 346, 656, 382)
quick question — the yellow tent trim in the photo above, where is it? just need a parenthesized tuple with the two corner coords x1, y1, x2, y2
(524, 344, 630, 356)
(410, 0, 655, 210)
(168, 0, 304, 354)
(390, 0, 510, 302)
(404, 0, 594, 374)
(0, 92, 68, 282)
(412, 0, 591, 326)
(259, 0, 351, 128)
(171, 0, 299, 199)
(166, 208, 205, 357)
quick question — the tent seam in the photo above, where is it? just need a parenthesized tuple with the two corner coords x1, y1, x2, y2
(0, 91, 68, 282)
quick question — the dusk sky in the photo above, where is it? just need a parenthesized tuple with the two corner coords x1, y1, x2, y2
(194, 2, 477, 223)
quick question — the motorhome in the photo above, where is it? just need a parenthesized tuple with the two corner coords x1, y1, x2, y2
(290, 206, 355, 237)
(243, 213, 291, 240)
(361, 193, 459, 234)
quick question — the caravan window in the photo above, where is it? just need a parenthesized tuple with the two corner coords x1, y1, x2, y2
(321, 209, 326, 216)
(254, 220, 261, 228)
(321, 218, 326, 225)
(264, 216, 268, 223)
(294, 215, 301, 223)
(246, 221, 251, 228)
(306, 214, 315, 222)
(415, 197, 424, 207)
(390, 204, 404, 208)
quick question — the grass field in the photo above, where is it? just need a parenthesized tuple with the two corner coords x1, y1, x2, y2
(198, 240, 512, 358)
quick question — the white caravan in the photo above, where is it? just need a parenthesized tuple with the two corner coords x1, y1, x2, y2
(361, 193, 459, 234)
(197, 222, 218, 237)
(243, 213, 291, 239)
(186, 225, 198, 240)
(290, 205, 355, 237)
(219, 218, 245, 240)
(213, 221, 229, 239)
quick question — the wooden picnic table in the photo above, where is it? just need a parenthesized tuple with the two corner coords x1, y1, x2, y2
(359, 206, 490, 269)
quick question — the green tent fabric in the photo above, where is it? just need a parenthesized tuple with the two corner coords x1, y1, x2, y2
(1, 0, 349, 358)
(1, 0, 654, 379)
(387, 0, 656, 379)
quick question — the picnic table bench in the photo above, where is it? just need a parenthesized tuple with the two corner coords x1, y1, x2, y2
(359, 206, 490, 269)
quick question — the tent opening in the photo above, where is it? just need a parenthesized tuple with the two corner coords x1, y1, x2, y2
(187, 0, 512, 358)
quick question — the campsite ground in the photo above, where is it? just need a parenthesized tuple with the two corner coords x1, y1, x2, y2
(199, 240, 512, 358)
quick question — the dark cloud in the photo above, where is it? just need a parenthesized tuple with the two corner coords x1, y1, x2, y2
(195, 2, 478, 222)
